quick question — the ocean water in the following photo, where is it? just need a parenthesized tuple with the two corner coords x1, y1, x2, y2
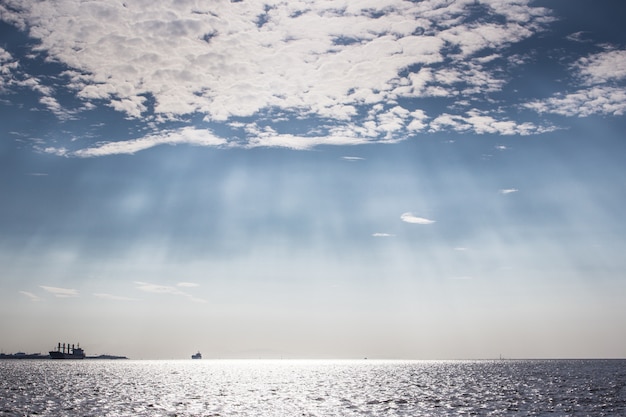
(1, 359, 625, 416)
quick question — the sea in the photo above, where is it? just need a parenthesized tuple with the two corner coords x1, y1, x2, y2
(1, 359, 625, 416)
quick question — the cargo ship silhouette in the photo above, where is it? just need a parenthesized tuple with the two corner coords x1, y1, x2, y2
(49, 342, 86, 359)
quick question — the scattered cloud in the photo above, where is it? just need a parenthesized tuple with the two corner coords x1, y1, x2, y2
(566, 31, 592, 43)
(93, 293, 138, 302)
(0, 47, 18, 91)
(39, 286, 79, 298)
(19, 291, 41, 302)
(38, 96, 77, 121)
(0, 0, 563, 156)
(400, 212, 436, 225)
(525, 86, 626, 117)
(342, 156, 365, 161)
(135, 281, 206, 303)
(429, 109, 551, 135)
(135, 282, 184, 295)
(42, 127, 227, 158)
(576, 50, 626, 85)
(177, 282, 199, 288)
(525, 49, 626, 117)
(372, 233, 395, 237)
(500, 188, 519, 194)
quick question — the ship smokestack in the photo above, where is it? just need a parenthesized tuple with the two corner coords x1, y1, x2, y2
(63, 343, 66, 353)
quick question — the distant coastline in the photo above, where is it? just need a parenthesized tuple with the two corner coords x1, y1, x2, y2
(86, 354, 129, 360)
(0, 352, 128, 360)
(0, 352, 49, 360)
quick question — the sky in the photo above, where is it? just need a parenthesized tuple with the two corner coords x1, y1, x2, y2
(1, 0, 625, 360)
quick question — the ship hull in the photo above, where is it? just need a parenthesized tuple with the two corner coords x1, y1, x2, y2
(49, 350, 85, 359)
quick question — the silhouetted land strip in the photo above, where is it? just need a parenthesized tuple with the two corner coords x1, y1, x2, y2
(0, 353, 128, 360)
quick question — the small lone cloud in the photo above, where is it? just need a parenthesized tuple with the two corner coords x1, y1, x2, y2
(135, 282, 182, 295)
(93, 293, 138, 301)
(19, 291, 42, 302)
(454, 247, 468, 251)
(40, 286, 79, 298)
(499, 188, 519, 194)
(341, 156, 365, 161)
(372, 232, 395, 237)
(135, 281, 206, 303)
(400, 212, 436, 225)
(566, 31, 592, 43)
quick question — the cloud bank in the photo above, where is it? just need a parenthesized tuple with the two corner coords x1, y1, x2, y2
(0, 0, 563, 156)
(0, 1, 624, 157)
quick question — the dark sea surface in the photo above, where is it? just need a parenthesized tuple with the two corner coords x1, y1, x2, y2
(1, 359, 625, 416)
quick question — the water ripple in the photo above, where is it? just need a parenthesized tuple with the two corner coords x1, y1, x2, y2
(1, 359, 624, 416)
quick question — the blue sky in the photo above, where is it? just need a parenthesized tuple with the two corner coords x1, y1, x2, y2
(1, 0, 625, 359)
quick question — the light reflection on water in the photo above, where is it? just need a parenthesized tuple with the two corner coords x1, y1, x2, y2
(1, 359, 625, 416)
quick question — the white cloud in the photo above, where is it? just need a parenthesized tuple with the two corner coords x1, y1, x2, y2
(42, 127, 227, 157)
(19, 291, 41, 302)
(135, 281, 206, 303)
(400, 212, 436, 225)
(135, 282, 183, 295)
(341, 156, 365, 161)
(372, 233, 395, 237)
(0, 47, 19, 91)
(0, 47, 11, 62)
(500, 188, 519, 194)
(525, 86, 626, 117)
(177, 282, 199, 288)
(429, 113, 470, 133)
(40, 286, 79, 298)
(407, 109, 430, 132)
(430, 110, 549, 135)
(93, 293, 138, 302)
(525, 49, 626, 117)
(244, 131, 387, 150)
(575, 50, 626, 85)
(38, 96, 77, 120)
(0, 0, 555, 152)
(566, 31, 592, 43)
